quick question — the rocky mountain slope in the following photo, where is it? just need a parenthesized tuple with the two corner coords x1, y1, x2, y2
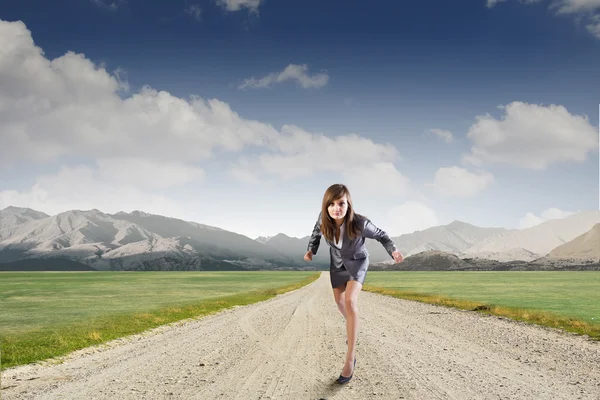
(370, 250, 600, 271)
(2, 206, 599, 271)
(546, 222, 600, 261)
(262, 218, 510, 265)
(461, 211, 600, 259)
(0, 208, 303, 271)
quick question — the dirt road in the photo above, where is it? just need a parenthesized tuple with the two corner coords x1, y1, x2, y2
(2, 272, 599, 399)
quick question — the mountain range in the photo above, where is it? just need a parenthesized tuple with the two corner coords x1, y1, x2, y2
(0, 206, 598, 271)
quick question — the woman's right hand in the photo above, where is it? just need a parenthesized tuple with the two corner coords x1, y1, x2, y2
(304, 250, 313, 261)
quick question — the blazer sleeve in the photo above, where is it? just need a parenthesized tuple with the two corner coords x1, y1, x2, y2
(361, 218, 398, 258)
(307, 211, 322, 255)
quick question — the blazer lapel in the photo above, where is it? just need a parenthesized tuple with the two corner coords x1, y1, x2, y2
(341, 225, 352, 251)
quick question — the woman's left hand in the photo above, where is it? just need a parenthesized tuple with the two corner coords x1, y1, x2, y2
(392, 250, 404, 263)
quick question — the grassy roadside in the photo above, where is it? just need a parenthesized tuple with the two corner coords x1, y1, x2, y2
(362, 285, 600, 341)
(1, 273, 320, 370)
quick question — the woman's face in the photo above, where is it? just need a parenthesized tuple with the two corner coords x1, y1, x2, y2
(328, 194, 348, 221)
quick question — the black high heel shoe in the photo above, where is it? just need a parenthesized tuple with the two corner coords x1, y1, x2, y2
(335, 358, 356, 384)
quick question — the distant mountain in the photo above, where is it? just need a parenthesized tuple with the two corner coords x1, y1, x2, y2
(370, 250, 600, 271)
(2, 206, 598, 271)
(361, 219, 509, 262)
(265, 233, 304, 252)
(0, 206, 50, 240)
(545, 223, 600, 262)
(108, 210, 290, 261)
(462, 211, 600, 258)
(459, 248, 541, 262)
(264, 233, 330, 268)
(370, 250, 466, 271)
(260, 218, 509, 266)
(0, 208, 307, 271)
(255, 236, 272, 244)
(0, 209, 159, 259)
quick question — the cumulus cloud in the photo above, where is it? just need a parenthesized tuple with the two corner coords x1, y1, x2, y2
(0, 19, 408, 213)
(239, 64, 329, 90)
(0, 19, 280, 168)
(432, 166, 494, 197)
(519, 207, 578, 228)
(228, 125, 405, 191)
(462, 101, 598, 170)
(387, 201, 439, 236)
(429, 129, 453, 143)
(217, 0, 263, 12)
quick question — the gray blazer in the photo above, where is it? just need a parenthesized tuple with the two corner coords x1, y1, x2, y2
(307, 211, 398, 277)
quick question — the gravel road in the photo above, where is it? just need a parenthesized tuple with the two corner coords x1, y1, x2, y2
(2, 272, 599, 399)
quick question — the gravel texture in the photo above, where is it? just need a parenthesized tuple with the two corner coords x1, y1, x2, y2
(2, 272, 599, 399)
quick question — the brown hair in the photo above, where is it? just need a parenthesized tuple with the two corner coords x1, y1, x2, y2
(320, 184, 363, 242)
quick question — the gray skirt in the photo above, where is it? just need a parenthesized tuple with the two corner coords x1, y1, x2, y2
(330, 263, 367, 288)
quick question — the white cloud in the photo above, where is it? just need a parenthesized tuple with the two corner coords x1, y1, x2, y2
(551, 0, 600, 13)
(112, 67, 130, 93)
(0, 18, 409, 218)
(0, 165, 187, 218)
(96, 158, 205, 190)
(486, 0, 508, 8)
(387, 201, 439, 236)
(343, 163, 411, 198)
(586, 14, 600, 37)
(463, 101, 598, 170)
(217, 0, 263, 12)
(519, 207, 578, 229)
(433, 166, 494, 197)
(185, 4, 202, 21)
(0, 19, 281, 168)
(239, 64, 329, 90)
(228, 164, 264, 185)
(229, 125, 401, 185)
(429, 129, 453, 143)
(487, 0, 600, 38)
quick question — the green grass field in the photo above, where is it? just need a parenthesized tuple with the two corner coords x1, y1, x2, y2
(0, 271, 319, 369)
(364, 271, 600, 339)
(3, 270, 599, 370)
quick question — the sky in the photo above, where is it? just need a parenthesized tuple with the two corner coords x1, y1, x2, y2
(0, 0, 598, 240)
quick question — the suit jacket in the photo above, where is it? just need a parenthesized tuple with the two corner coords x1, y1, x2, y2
(307, 211, 397, 277)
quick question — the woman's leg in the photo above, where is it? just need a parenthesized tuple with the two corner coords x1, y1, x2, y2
(341, 280, 362, 377)
(332, 285, 347, 319)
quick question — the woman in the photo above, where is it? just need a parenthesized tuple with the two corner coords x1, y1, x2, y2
(304, 183, 403, 384)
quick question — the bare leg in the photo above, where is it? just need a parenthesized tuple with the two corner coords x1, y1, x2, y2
(341, 280, 362, 377)
(332, 286, 347, 319)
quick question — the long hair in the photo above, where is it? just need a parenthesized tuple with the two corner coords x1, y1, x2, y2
(320, 184, 363, 242)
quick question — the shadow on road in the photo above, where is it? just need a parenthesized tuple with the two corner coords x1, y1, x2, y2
(314, 379, 348, 400)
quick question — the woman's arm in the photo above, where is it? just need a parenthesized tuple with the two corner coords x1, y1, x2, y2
(361, 218, 398, 258)
(306, 211, 322, 255)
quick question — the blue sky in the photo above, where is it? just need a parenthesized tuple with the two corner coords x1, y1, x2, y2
(0, 0, 598, 239)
